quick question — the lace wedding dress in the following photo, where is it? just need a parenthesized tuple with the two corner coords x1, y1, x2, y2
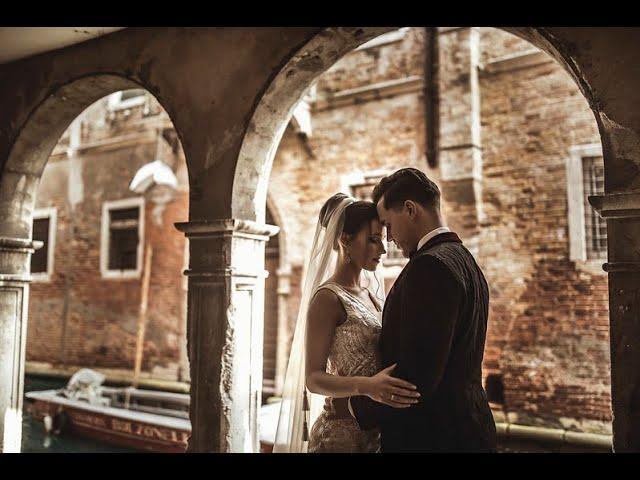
(272, 195, 386, 453)
(307, 282, 382, 453)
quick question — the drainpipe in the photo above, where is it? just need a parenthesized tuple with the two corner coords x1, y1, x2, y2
(424, 27, 439, 168)
(496, 422, 612, 451)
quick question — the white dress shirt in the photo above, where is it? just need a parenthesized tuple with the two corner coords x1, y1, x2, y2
(347, 226, 451, 419)
(416, 226, 451, 252)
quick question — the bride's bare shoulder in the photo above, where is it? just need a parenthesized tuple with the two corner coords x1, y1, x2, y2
(308, 286, 347, 325)
(310, 286, 341, 309)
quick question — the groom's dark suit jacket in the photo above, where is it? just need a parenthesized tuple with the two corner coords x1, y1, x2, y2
(350, 232, 497, 452)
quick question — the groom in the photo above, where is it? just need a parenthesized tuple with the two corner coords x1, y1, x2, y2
(349, 168, 497, 452)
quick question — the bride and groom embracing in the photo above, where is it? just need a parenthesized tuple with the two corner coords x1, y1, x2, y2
(272, 168, 497, 453)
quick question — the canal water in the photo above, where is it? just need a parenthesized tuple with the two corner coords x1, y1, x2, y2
(21, 375, 138, 453)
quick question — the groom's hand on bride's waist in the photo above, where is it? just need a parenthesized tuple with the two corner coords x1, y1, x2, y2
(347, 365, 421, 430)
(361, 364, 421, 408)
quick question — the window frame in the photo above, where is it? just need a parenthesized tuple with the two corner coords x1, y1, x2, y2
(355, 28, 410, 51)
(107, 90, 147, 112)
(31, 207, 57, 282)
(101, 197, 145, 279)
(566, 143, 606, 262)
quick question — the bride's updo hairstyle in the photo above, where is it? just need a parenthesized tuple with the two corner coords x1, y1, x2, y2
(319, 193, 379, 250)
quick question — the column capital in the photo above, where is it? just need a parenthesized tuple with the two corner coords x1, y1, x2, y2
(603, 262, 640, 273)
(0, 237, 43, 283)
(0, 237, 43, 253)
(589, 192, 640, 219)
(175, 219, 280, 240)
(589, 192, 640, 274)
(175, 219, 278, 281)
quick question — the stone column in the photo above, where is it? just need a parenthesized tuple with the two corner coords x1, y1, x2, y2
(274, 265, 291, 396)
(589, 192, 640, 452)
(0, 237, 41, 452)
(437, 27, 483, 256)
(175, 219, 279, 453)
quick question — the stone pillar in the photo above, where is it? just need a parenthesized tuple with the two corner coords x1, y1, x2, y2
(589, 192, 640, 452)
(175, 219, 279, 453)
(274, 265, 291, 396)
(437, 27, 483, 256)
(0, 237, 41, 452)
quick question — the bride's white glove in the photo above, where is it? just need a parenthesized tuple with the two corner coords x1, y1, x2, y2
(359, 363, 421, 409)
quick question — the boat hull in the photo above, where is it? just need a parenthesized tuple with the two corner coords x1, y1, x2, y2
(26, 384, 280, 452)
(28, 398, 189, 453)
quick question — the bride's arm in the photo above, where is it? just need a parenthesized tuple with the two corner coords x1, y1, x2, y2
(305, 289, 368, 398)
(305, 289, 419, 404)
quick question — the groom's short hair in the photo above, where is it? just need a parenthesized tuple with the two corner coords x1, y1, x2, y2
(372, 168, 441, 211)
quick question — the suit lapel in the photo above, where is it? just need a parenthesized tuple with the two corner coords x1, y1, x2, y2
(381, 258, 410, 340)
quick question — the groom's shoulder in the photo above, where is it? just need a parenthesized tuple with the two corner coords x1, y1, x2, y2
(402, 253, 461, 294)
(417, 240, 464, 263)
(409, 244, 467, 280)
(407, 249, 455, 277)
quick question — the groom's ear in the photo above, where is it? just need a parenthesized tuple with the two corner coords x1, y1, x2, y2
(404, 200, 417, 218)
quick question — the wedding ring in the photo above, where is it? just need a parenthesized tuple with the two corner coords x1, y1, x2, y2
(390, 394, 395, 401)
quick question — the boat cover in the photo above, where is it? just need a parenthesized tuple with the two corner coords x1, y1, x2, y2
(62, 368, 109, 406)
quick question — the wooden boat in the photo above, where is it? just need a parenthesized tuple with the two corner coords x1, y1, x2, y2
(25, 369, 280, 453)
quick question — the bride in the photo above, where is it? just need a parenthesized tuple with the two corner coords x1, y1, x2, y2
(273, 193, 420, 453)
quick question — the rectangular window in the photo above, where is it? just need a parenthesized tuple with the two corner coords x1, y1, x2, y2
(355, 28, 410, 51)
(31, 218, 50, 273)
(31, 208, 57, 281)
(107, 89, 147, 111)
(120, 89, 146, 102)
(566, 144, 607, 262)
(582, 156, 607, 259)
(101, 198, 144, 278)
(108, 207, 140, 270)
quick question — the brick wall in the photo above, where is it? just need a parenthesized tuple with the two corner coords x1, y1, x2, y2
(27, 94, 189, 382)
(477, 27, 610, 433)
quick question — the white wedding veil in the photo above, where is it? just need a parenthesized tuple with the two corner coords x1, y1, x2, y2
(272, 194, 385, 453)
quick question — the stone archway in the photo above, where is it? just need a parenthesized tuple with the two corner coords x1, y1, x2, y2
(0, 27, 322, 454)
(0, 75, 144, 239)
(232, 27, 395, 223)
(230, 27, 640, 452)
(0, 73, 181, 452)
(231, 27, 603, 223)
(2, 26, 640, 454)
